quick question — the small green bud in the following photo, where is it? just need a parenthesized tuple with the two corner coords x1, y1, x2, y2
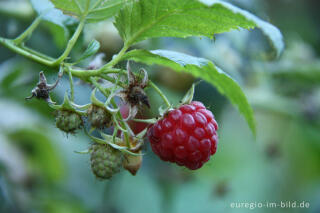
(55, 110, 82, 133)
(87, 105, 112, 129)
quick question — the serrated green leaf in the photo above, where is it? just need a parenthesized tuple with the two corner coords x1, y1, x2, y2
(75, 40, 100, 63)
(50, 0, 132, 23)
(123, 49, 256, 135)
(115, 0, 284, 57)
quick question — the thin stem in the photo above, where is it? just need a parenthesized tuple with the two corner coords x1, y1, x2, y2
(100, 43, 130, 70)
(112, 126, 118, 144)
(70, 68, 103, 77)
(67, 67, 75, 101)
(21, 45, 55, 61)
(71, 67, 172, 109)
(14, 16, 42, 45)
(69, 67, 126, 87)
(99, 74, 126, 88)
(89, 77, 110, 96)
(70, 67, 121, 77)
(53, 18, 86, 65)
(111, 99, 131, 149)
(0, 37, 54, 66)
(0, 17, 85, 67)
(132, 118, 157, 124)
(149, 81, 171, 108)
(89, 77, 131, 149)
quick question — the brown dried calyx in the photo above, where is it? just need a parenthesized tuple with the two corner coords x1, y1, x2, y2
(25, 71, 62, 104)
(118, 62, 150, 120)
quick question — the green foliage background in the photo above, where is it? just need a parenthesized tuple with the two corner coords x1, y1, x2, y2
(0, 0, 320, 213)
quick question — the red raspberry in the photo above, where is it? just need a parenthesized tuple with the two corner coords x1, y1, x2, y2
(147, 101, 218, 170)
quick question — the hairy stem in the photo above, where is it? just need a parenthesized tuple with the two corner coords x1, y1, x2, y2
(0, 37, 54, 66)
(100, 43, 130, 70)
(67, 67, 75, 101)
(0, 17, 86, 67)
(21, 45, 55, 61)
(53, 19, 86, 65)
(149, 81, 171, 108)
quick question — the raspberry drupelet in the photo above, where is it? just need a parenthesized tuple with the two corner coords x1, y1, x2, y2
(147, 101, 218, 170)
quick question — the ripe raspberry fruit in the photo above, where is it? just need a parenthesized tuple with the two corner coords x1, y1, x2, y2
(147, 101, 218, 170)
(90, 143, 123, 179)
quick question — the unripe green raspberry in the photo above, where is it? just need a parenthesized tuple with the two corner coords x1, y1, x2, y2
(90, 143, 123, 179)
(87, 105, 112, 129)
(55, 110, 82, 133)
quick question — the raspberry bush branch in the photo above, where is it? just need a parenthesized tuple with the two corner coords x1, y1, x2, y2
(0, 37, 54, 66)
(0, 0, 285, 178)
(89, 77, 132, 149)
(13, 15, 42, 45)
(52, 18, 86, 66)
(149, 81, 171, 108)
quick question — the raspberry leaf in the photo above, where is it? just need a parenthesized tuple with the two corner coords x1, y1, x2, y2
(49, 0, 132, 22)
(74, 40, 100, 64)
(115, 0, 284, 57)
(30, 0, 74, 47)
(122, 49, 256, 136)
(30, 0, 71, 27)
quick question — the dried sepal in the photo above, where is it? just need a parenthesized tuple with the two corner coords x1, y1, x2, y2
(117, 62, 150, 120)
(25, 71, 63, 104)
(123, 150, 142, 176)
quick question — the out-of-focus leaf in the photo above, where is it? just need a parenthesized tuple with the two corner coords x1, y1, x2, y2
(0, 68, 22, 90)
(49, 0, 132, 23)
(74, 39, 100, 64)
(39, 198, 87, 213)
(268, 61, 320, 84)
(123, 49, 256, 135)
(0, 176, 12, 213)
(7, 128, 65, 181)
(30, 0, 74, 46)
(115, 0, 284, 57)
(0, 1, 34, 20)
(46, 21, 69, 48)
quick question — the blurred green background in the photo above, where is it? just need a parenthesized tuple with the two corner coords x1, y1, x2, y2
(1, 0, 320, 213)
